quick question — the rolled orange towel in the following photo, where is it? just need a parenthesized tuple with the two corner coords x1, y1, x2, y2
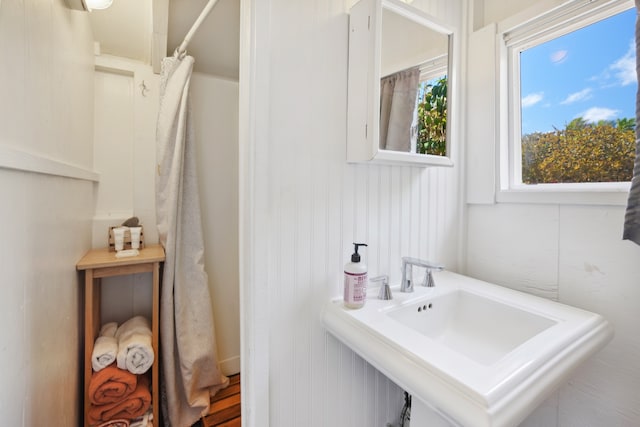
(89, 363, 137, 405)
(88, 376, 152, 425)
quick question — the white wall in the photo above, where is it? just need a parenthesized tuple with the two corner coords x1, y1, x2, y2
(191, 73, 241, 375)
(92, 56, 160, 248)
(0, 1, 95, 425)
(92, 56, 161, 327)
(465, 0, 640, 425)
(467, 204, 640, 426)
(241, 0, 463, 425)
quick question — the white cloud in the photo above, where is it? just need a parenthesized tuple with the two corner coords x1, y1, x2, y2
(610, 41, 637, 86)
(588, 40, 637, 87)
(560, 88, 592, 105)
(522, 92, 544, 108)
(579, 107, 619, 123)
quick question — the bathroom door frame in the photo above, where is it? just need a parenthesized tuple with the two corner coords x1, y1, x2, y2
(239, 0, 271, 425)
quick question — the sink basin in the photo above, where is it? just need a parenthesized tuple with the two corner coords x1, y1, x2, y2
(322, 271, 613, 427)
(387, 289, 557, 366)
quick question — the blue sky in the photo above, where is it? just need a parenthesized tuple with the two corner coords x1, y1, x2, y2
(520, 7, 637, 135)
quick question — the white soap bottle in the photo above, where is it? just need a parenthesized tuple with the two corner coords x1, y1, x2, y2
(344, 243, 368, 309)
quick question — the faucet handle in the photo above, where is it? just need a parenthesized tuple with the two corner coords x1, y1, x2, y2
(370, 275, 393, 300)
(422, 269, 435, 287)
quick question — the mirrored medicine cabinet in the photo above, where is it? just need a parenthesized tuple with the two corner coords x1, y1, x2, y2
(347, 0, 455, 167)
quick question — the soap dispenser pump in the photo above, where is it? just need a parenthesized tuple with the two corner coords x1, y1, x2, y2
(344, 243, 368, 309)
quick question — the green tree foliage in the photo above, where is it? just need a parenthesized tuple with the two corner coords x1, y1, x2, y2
(417, 76, 447, 156)
(616, 117, 635, 132)
(522, 119, 636, 184)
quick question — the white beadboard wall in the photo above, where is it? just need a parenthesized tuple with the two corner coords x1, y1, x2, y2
(0, 1, 95, 425)
(465, 0, 640, 425)
(243, 0, 463, 425)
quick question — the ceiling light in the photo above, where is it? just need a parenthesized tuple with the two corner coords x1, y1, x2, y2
(85, 0, 113, 10)
(65, 0, 113, 11)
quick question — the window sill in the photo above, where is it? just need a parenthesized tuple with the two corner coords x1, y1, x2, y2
(496, 182, 631, 206)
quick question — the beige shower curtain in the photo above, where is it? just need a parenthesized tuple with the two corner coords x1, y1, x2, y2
(379, 67, 420, 152)
(155, 53, 228, 427)
(623, 3, 640, 245)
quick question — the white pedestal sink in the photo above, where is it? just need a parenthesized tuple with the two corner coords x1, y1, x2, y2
(322, 271, 613, 427)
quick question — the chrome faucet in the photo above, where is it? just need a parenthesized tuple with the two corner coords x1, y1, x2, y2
(400, 257, 444, 293)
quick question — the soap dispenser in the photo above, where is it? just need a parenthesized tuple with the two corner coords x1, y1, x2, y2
(344, 243, 368, 309)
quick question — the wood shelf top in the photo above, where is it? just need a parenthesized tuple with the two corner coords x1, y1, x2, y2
(76, 244, 165, 270)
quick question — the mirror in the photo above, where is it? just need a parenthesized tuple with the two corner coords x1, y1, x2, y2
(347, 0, 455, 166)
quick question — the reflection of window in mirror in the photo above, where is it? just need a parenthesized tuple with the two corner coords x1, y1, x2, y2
(416, 58, 447, 156)
(380, 7, 449, 156)
(379, 60, 448, 156)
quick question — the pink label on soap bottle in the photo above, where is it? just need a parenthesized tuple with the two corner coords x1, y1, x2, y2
(344, 271, 367, 306)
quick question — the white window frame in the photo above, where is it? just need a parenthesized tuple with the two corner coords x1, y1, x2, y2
(496, 0, 634, 206)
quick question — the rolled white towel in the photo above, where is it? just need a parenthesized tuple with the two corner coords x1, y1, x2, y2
(91, 322, 119, 372)
(115, 315, 151, 340)
(116, 316, 154, 374)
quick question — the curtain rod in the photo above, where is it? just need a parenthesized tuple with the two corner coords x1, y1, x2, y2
(176, 0, 220, 57)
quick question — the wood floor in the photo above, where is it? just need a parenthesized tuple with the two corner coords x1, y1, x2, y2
(202, 374, 241, 427)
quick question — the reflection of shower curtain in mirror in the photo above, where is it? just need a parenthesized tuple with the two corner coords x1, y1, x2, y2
(379, 67, 420, 152)
(155, 54, 229, 427)
(623, 2, 640, 245)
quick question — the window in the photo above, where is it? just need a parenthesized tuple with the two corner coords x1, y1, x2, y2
(502, 0, 636, 194)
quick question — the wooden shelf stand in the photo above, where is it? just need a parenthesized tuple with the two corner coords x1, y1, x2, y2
(77, 244, 165, 427)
